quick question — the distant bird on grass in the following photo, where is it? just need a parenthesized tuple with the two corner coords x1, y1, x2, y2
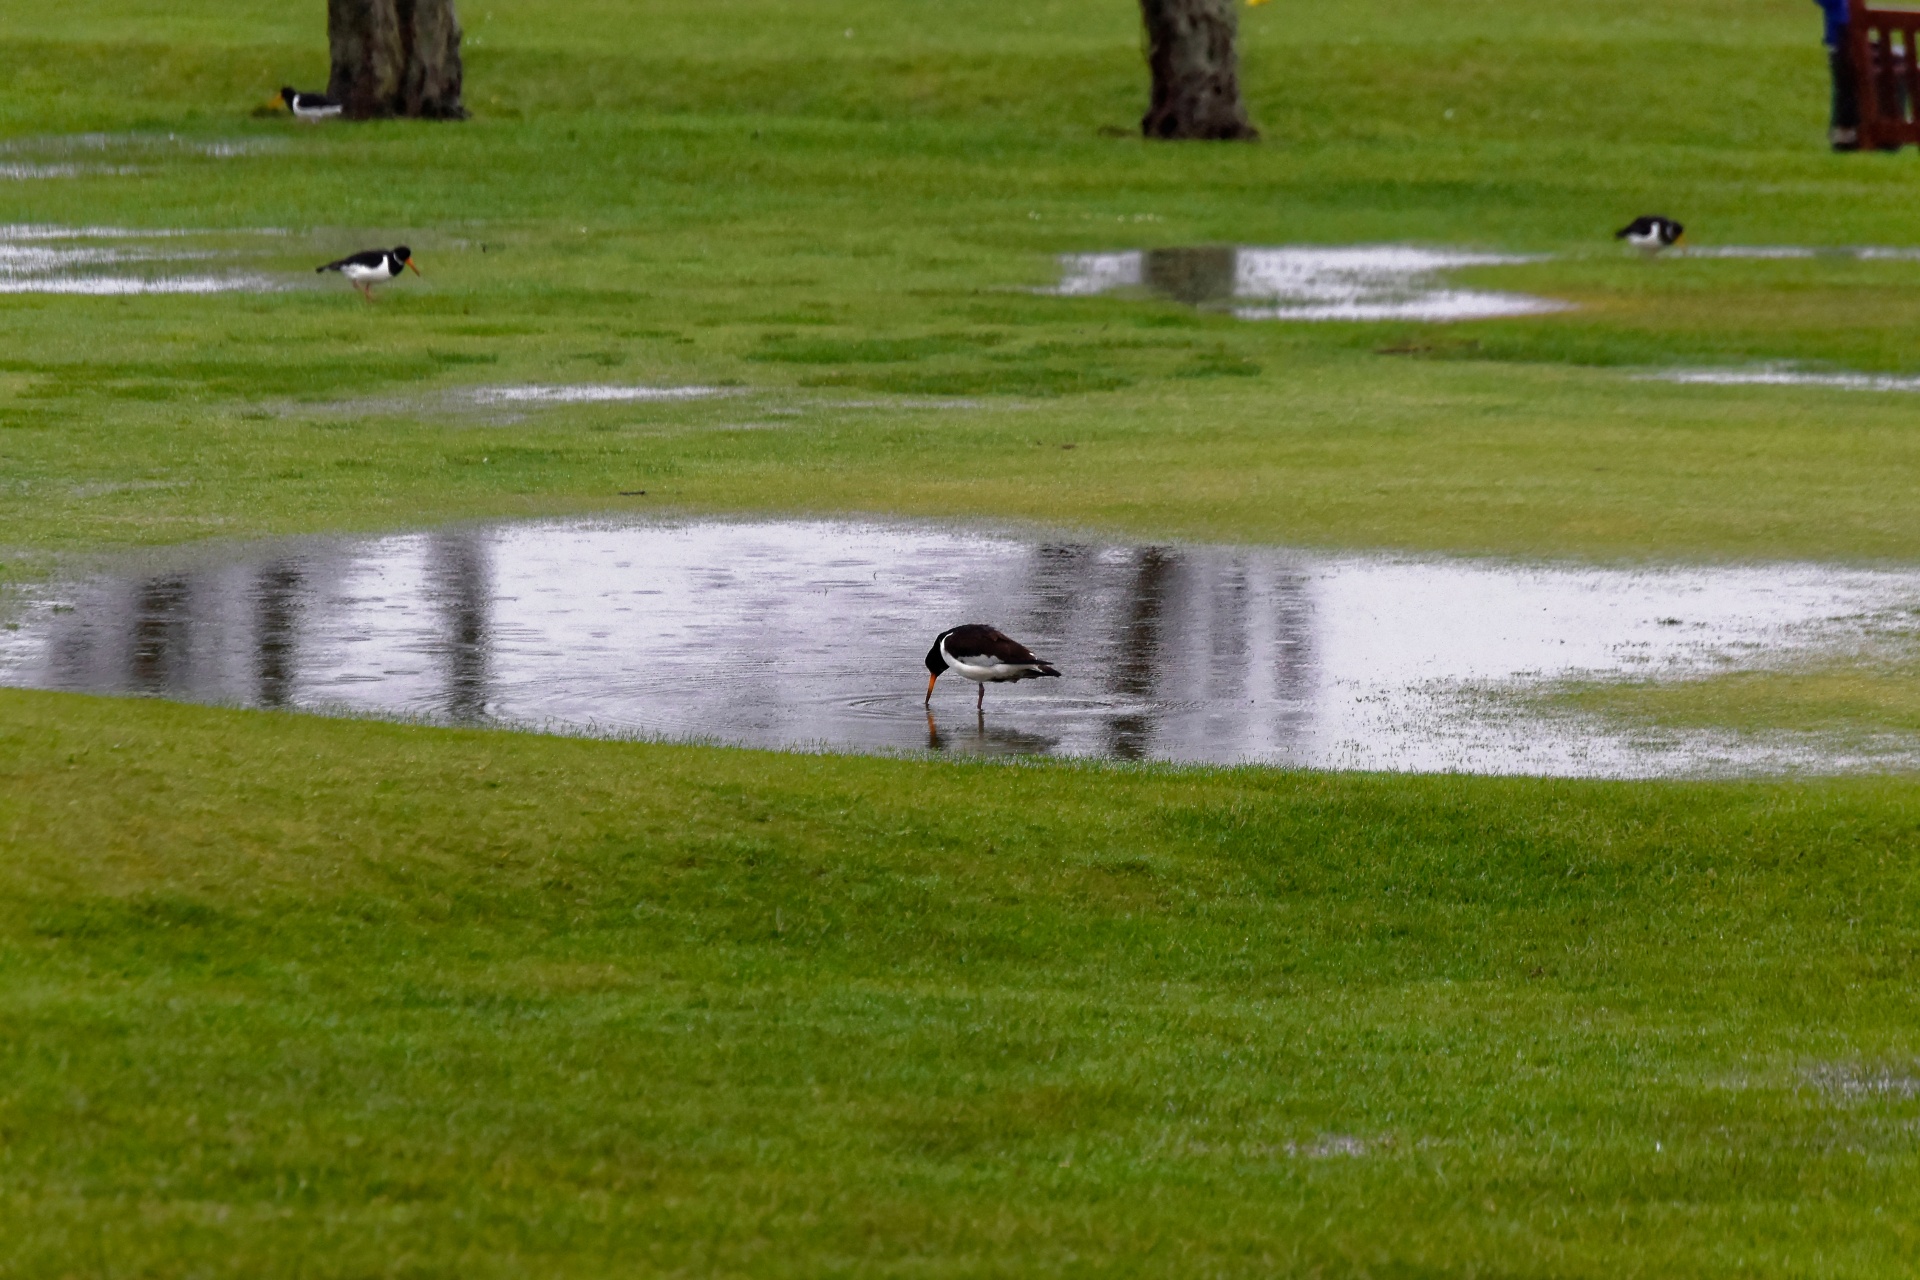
(317, 246, 420, 301)
(279, 86, 342, 122)
(925, 624, 1060, 710)
(1615, 215, 1684, 254)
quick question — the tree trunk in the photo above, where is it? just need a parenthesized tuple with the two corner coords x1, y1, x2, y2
(328, 0, 466, 120)
(399, 0, 467, 120)
(1139, 0, 1257, 140)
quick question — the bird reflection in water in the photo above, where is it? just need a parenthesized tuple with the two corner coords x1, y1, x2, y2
(925, 707, 1061, 758)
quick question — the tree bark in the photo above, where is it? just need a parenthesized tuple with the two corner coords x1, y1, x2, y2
(1139, 0, 1257, 140)
(399, 0, 467, 120)
(328, 0, 466, 120)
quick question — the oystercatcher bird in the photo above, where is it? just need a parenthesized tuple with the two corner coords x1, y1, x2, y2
(924, 624, 1060, 709)
(316, 246, 420, 301)
(279, 86, 342, 122)
(1615, 215, 1684, 254)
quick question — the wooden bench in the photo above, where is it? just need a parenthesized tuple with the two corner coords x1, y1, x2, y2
(1850, 0, 1920, 150)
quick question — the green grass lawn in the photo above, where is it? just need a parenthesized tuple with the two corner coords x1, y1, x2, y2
(6, 0, 1920, 1272)
(5, 689, 1920, 1276)
(6, 0, 1920, 572)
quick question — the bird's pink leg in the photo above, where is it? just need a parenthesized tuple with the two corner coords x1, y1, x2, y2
(977, 683, 985, 710)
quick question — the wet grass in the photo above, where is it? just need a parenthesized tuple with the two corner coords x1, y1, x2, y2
(5, 0, 1920, 572)
(1554, 658, 1920, 739)
(4, 687, 1920, 1276)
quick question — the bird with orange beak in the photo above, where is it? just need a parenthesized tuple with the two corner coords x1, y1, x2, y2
(316, 246, 421, 301)
(925, 624, 1060, 710)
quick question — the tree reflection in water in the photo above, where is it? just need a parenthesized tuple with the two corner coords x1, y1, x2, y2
(427, 533, 492, 724)
(253, 561, 302, 708)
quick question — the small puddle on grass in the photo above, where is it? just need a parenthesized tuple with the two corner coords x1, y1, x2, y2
(1053, 246, 1567, 322)
(1650, 366, 1920, 393)
(0, 134, 273, 182)
(0, 225, 287, 294)
(5, 518, 1919, 777)
(465, 385, 731, 405)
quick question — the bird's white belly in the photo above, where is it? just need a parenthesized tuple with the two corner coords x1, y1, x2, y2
(343, 263, 393, 283)
(950, 660, 1031, 683)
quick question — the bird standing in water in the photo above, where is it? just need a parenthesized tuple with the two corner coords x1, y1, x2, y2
(925, 624, 1060, 710)
(316, 246, 420, 301)
(279, 86, 342, 121)
(1615, 215, 1684, 254)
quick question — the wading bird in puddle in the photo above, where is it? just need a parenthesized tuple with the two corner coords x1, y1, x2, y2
(317, 246, 420, 301)
(279, 86, 342, 121)
(1615, 215, 1684, 254)
(925, 624, 1059, 710)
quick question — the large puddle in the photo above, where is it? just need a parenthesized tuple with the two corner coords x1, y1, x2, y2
(1053, 246, 1566, 322)
(5, 517, 1919, 777)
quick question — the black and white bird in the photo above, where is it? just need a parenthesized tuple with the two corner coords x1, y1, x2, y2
(316, 246, 420, 301)
(279, 86, 342, 122)
(924, 624, 1060, 709)
(1615, 215, 1684, 254)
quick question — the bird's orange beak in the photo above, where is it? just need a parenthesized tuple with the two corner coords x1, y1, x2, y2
(925, 672, 938, 704)
(405, 256, 422, 276)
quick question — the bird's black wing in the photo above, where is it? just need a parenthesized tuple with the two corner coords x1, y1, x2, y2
(943, 624, 1055, 671)
(317, 249, 388, 274)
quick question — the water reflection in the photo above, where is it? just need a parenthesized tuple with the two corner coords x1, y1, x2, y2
(4, 516, 1919, 777)
(429, 534, 492, 724)
(1053, 245, 1566, 322)
(254, 560, 302, 708)
(1141, 246, 1238, 305)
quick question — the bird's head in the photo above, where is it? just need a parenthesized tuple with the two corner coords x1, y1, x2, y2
(924, 632, 951, 677)
(924, 632, 950, 703)
(279, 86, 298, 105)
(394, 246, 421, 275)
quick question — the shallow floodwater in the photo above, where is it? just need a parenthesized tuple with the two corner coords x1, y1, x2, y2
(1652, 366, 1920, 393)
(0, 225, 286, 295)
(5, 518, 1919, 777)
(1673, 245, 1920, 261)
(1053, 246, 1566, 322)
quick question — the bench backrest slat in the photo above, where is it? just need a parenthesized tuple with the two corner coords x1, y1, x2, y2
(1851, 0, 1920, 147)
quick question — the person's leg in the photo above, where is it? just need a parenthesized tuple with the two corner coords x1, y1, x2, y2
(1831, 41, 1861, 150)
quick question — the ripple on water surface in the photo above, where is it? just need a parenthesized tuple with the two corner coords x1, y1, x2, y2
(3, 517, 1917, 778)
